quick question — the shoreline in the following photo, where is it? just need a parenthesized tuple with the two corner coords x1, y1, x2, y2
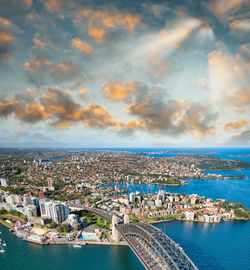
(146, 217, 250, 225)
(0, 222, 127, 247)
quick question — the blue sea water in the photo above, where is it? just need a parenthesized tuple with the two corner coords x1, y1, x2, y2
(0, 148, 250, 270)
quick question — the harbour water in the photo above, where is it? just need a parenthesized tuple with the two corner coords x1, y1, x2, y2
(1, 148, 250, 269)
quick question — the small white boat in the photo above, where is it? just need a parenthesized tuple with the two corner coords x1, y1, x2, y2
(0, 247, 5, 253)
(2, 241, 6, 247)
(73, 244, 82, 248)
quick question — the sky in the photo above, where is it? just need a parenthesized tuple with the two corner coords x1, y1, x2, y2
(0, 0, 249, 148)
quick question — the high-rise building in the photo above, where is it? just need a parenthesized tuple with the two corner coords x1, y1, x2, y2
(51, 204, 65, 223)
(4, 191, 10, 201)
(39, 198, 50, 217)
(23, 196, 32, 207)
(31, 197, 39, 208)
(47, 178, 54, 188)
(44, 201, 54, 218)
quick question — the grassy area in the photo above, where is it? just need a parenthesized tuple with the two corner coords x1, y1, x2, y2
(0, 217, 13, 228)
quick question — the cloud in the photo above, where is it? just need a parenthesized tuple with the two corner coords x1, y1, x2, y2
(22, 0, 32, 7)
(43, 0, 61, 11)
(24, 56, 52, 71)
(124, 92, 216, 138)
(196, 78, 208, 89)
(27, 12, 70, 50)
(224, 120, 249, 130)
(209, 50, 249, 96)
(0, 29, 16, 60)
(33, 32, 46, 48)
(209, 0, 247, 19)
(23, 57, 79, 85)
(229, 129, 250, 145)
(0, 87, 120, 129)
(75, 8, 144, 42)
(230, 19, 250, 32)
(0, 17, 12, 27)
(221, 86, 250, 107)
(102, 81, 139, 101)
(72, 38, 93, 54)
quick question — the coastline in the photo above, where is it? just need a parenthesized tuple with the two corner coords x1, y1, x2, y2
(0, 222, 127, 247)
(147, 217, 250, 225)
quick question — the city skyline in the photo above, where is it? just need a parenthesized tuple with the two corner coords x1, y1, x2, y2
(0, 0, 249, 147)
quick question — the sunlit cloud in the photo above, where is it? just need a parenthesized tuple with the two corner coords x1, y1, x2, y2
(75, 8, 144, 42)
(72, 38, 93, 54)
(224, 120, 249, 130)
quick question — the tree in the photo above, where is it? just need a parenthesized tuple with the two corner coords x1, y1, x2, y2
(49, 221, 57, 229)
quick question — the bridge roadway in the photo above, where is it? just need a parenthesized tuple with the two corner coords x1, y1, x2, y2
(68, 203, 123, 223)
(69, 204, 198, 270)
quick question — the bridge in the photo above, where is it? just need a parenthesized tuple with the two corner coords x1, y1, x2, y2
(68, 204, 123, 223)
(69, 204, 198, 270)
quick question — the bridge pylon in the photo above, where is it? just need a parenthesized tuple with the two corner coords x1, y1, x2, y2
(112, 215, 121, 242)
(124, 214, 129, 224)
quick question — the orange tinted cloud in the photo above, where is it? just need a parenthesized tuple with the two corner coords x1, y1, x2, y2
(88, 28, 106, 43)
(72, 38, 93, 54)
(81, 104, 120, 128)
(50, 61, 77, 74)
(0, 88, 120, 130)
(0, 31, 15, 44)
(103, 81, 137, 101)
(76, 8, 143, 42)
(33, 33, 46, 48)
(230, 19, 250, 31)
(224, 120, 248, 130)
(0, 17, 11, 27)
(119, 120, 143, 132)
(24, 57, 52, 71)
(209, 0, 246, 18)
(79, 88, 91, 94)
(22, 0, 32, 7)
(44, 0, 61, 11)
(232, 106, 245, 114)
(197, 78, 207, 88)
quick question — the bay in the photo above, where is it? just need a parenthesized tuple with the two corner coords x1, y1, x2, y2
(1, 148, 250, 269)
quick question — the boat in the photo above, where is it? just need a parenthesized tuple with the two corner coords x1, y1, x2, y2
(0, 246, 5, 253)
(73, 244, 82, 248)
(2, 241, 6, 246)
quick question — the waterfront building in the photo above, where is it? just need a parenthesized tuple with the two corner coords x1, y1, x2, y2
(184, 211, 195, 221)
(6, 195, 15, 206)
(28, 216, 52, 225)
(168, 195, 174, 203)
(24, 205, 38, 217)
(14, 195, 23, 204)
(0, 178, 8, 187)
(155, 199, 163, 207)
(191, 197, 197, 205)
(80, 228, 102, 240)
(157, 190, 166, 201)
(129, 192, 135, 203)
